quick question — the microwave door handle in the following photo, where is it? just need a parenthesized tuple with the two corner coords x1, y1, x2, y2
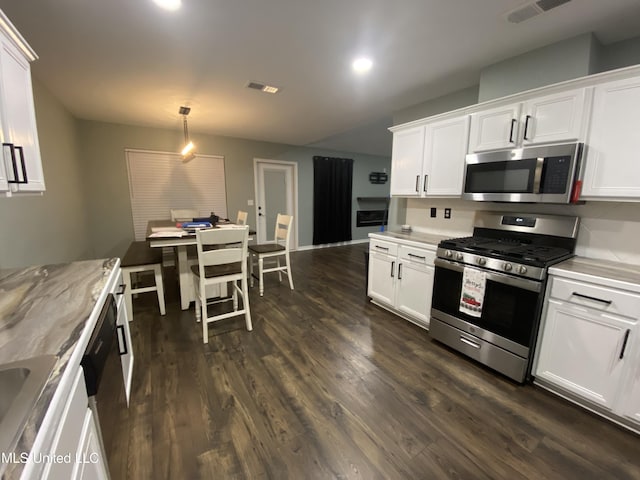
(533, 157, 544, 193)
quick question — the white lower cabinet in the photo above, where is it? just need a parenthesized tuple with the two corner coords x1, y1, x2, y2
(72, 409, 109, 480)
(534, 270, 640, 432)
(114, 277, 134, 405)
(41, 369, 107, 480)
(368, 235, 436, 328)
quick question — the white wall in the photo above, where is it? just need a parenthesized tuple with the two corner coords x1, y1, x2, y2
(405, 198, 640, 266)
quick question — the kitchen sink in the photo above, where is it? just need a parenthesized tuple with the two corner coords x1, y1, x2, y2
(0, 355, 57, 469)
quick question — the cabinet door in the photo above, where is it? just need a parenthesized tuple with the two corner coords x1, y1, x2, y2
(0, 35, 44, 192)
(116, 298, 134, 405)
(582, 77, 640, 198)
(422, 115, 470, 196)
(390, 125, 425, 195)
(72, 409, 109, 480)
(535, 299, 633, 410)
(468, 103, 521, 153)
(522, 89, 587, 146)
(395, 261, 434, 327)
(620, 332, 640, 425)
(368, 252, 396, 306)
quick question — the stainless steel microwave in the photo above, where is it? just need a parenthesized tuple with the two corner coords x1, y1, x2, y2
(463, 143, 583, 203)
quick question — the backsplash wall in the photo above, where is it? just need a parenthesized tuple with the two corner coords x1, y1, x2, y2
(404, 198, 640, 266)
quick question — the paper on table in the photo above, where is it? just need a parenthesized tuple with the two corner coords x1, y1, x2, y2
(151, 226, 182, 233)
(149, 230, 185, 238)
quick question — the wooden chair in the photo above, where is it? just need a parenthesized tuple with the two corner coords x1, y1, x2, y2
(192, 226, 252, 343)
(248, 214, 294, 296)
(121, 241, 166, 320)
(236, 210, 248, 225)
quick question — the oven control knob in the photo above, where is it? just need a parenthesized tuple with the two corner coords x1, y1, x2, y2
(518, 265, 528, 275)
(477, 257, 486, 266)
(455, 252, 463, 261)
(503, 263, 513, 272)
(445, 250, 453, 258)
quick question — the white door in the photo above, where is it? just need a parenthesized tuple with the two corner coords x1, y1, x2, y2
(535, 299, 633, 410)
(395, 261, 433, 327)
(389, 125, 425, 196)
(254, 159, 297, 247)
(468, 103, 522, 153)
(368, 252, 396, 306)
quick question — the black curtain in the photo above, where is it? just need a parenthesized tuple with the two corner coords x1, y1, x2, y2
(313, 156, 353, 245)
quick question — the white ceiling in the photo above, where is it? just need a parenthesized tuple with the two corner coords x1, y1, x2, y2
(2, 0, 640, 157)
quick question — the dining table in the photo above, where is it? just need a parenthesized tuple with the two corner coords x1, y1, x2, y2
(146, 219, 254, 310)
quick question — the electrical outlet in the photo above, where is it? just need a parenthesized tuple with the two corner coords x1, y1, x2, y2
(444, 208, 451, 219)
(430, 207, 437, 218)
(247, 199, 254, 206)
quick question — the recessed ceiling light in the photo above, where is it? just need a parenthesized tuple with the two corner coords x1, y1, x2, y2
(152, 0, 181, 12)
(352, 57, 373, 74)
(246, 81, 280, 94)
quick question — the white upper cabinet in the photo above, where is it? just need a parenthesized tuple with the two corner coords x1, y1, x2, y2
(422, 115, 470, 196)
(468, 88, 588, 153)
(581, 76, 640, 199)
(390, 125, 425, 196)
(0, 10, 45, 195)
(390, 114, 469, 197)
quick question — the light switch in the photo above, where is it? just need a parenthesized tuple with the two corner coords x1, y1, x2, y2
(247, 199, 254, 206)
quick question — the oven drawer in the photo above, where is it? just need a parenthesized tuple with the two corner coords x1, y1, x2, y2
(369, 239, 398, 257)
(549, 276, 640, 318)
(398, 245, 435, 265)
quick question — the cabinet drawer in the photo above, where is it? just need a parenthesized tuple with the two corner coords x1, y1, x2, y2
(549, 276, 640, 319)
(398, 245, 435, 265)
(370, 239, 398, 257)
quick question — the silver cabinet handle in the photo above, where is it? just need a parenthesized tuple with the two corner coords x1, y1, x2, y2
(398, 263, 402, 279)
(415, 175, 420, 192)
(423, 175, 428, 192)
(116, 284, 126, 295)
(460, 336, 481, 349)
(408, 253, 426, 260)
(374, 245, 389, 251)
(390, 261, 395, 278)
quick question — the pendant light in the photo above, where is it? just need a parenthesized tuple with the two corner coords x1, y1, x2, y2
(179, 106, 196, 162)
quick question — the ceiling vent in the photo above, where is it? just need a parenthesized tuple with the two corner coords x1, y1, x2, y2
(246, 81, 280, 94)
(505, 0, 571, 24)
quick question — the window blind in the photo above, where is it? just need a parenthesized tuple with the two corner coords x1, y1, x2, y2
(126, 149, 228, 241)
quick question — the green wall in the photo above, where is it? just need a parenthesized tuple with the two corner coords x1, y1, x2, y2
(0, 80, 92, 269)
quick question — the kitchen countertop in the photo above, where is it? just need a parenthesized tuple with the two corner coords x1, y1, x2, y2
(0, 258, 118, 479)
(369, 230, 449, 248)
(549, 256, 640, 293)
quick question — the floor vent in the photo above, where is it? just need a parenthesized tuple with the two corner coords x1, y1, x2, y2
(505, 0, 571, 23)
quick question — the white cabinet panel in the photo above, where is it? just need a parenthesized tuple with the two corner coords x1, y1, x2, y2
(390, 125, 425, 196)
(71, 409, 109, 480)
(396, 261, 434, 327)
(522, 89, 587, 146)
(468, 104, 521, 152)
(422, 115, 470, 196)
(0, 13, 44, 194)
(535, 299, 633, 410)
(368, 239, 435, 328)
(116, 296, 134, 405)
(468, 89, 588, 153)
(582, 77, 640, 198)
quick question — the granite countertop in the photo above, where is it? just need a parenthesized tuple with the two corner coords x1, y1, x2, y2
(549, 256, 640, 293)
(369, 230, 449, 248)
(0, 258, 118, 479)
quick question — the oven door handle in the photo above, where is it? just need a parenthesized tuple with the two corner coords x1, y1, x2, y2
(434, 258, 541, 293)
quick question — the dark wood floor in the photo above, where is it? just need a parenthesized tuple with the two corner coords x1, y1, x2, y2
(108, 244, 640, 480)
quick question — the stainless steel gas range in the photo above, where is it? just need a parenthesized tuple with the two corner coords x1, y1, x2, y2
(429, 211, 580, 383)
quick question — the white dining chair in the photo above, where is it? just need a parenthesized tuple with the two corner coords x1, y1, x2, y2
(192, 225, 252, 343)
(248, 213, 294, 296)
(170, 208, 199, 222)
(236, 210, 248, 225)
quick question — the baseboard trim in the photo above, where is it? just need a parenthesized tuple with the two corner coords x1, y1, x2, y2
(296, 239, 369, 251)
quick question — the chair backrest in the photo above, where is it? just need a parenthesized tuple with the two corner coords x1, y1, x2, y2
(236, 210, 248, 225)
(171, 208, 199, 221)
(195, 226, 249, 275)
(274, 214, 293, 250)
